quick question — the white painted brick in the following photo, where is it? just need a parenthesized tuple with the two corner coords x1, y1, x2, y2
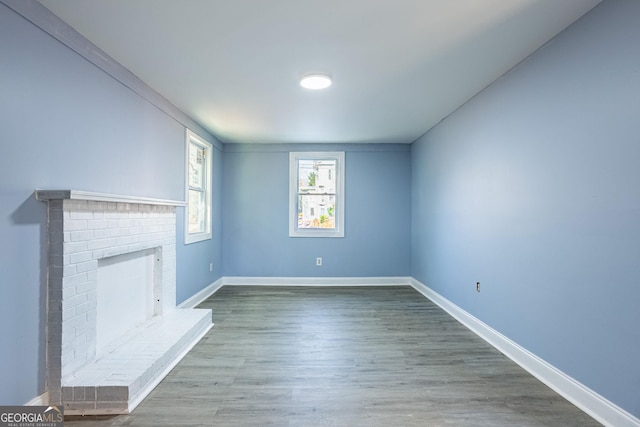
(93, 229, 109, 239)
(94, 248, 115, 259)
(116, 236, 134, 247)
(116, 219, 133, 229)
(70, 251, 93, 264)
(62, 318, 85, 337)
(86, 270, 98, 282)
(64, 241, 88, 255)
(85, 290, 97, 305)
(76, 260, 98, 273)
(65, 220, 88, 231)
(64, 264, 77, 276)
(88, 238, 111, 250)
(86, 311, 97, 328)
(62, 328, 78, 347)
(129, 226, 144, 235)
(64, 294, 88, 312)
(65, 200, 88, 211)
(104, 211, 120, 219)
(62, 273, 90, 291)
(106, 228, 121, 238)
(70, 211, 93, 220)
(75, 300, 97, 316)
(62, 286, 76, 300)
(75, 281, 95, 295)
(127, 243, 147, 253)
(91, 202, 107, 211)
(87, 219, 108, 230)
(71, 230, 94, 242)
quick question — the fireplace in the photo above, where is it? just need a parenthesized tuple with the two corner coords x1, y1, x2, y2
(36, 190, 212, 415)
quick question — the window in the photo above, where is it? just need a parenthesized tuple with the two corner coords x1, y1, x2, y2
(289, 152, 344, 238)
(185, 129, 212, 244)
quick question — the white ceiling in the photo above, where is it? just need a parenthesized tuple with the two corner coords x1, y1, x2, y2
(38, 0, 601, 144)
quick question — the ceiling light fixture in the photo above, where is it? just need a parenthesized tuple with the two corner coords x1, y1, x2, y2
(300, 73, 332, 90)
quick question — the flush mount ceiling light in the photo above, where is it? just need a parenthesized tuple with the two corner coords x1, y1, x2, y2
(300, 73, 332, 90)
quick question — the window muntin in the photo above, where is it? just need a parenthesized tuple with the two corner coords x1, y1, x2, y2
(289, 152, 344, 238)
(185, 130, 212, 244)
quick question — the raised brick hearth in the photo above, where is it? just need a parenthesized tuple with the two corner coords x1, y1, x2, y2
(37, 190, 212, 415)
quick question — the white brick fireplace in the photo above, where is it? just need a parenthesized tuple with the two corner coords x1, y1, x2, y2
(36, 190, 212, 415)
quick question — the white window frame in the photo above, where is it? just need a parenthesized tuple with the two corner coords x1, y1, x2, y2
(289, 151, 345, 238)
(184, 129, 212, 244)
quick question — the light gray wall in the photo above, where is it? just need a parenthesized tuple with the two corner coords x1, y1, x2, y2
(222, 144, 411, 277)
(411, 0, 640, 417)
(0, 3, 222, 404)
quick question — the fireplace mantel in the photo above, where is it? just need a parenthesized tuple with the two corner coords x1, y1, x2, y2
(35, 189, 187, 206)
(37, 189, 211, 415)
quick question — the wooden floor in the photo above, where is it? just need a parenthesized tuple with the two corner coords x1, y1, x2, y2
(66, 286, 601, 426)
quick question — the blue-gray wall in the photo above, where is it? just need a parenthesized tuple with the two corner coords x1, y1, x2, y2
(223, 144, 411, 277)
(411, 0, 640, 417)
(0, 3, 223, 405)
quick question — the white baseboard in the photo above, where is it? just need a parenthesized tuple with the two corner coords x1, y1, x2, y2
(25, 391, 48, 406)
(410, 278, 640, 427)
(223, 276, 412, 287)
(177, 277, 224, 309)
(178, 276, 411, 310)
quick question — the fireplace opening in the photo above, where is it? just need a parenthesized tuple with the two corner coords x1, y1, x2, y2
(96, 248, 161, 357)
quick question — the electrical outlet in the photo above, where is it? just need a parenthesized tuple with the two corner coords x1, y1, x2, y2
(209, 263, 213, 272)
(476, 282, 481, 292)
(316, 257, 323, 266)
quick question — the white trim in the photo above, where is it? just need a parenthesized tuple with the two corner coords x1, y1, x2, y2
(178, 278, 225, 309)
(410, 278, 640, 427)
(289, 151, 345, 238)
(223, 276, 411, 287)
(176, 276, 411, 315)
(35, 190, 186, 206)
(25, 391, 49, 406)
(184, 129, 213, 244)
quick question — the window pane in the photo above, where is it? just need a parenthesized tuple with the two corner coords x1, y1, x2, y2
(297, 194, 336, 229)
(188, 143, 205, 190)
(290, 151, 344, 238)
(188, 189, 206, 233)
(298, 159, 336, 194)
(185, 130, 213, 244)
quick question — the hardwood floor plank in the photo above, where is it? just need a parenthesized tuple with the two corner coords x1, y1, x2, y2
(65, 286, 601, 426)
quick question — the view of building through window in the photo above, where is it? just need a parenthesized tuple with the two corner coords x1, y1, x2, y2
(297, 159, 337, 229)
